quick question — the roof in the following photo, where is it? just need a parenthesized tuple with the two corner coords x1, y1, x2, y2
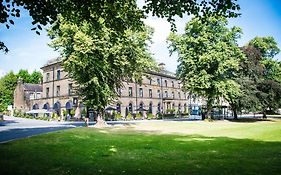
(147, 69, 176, 79)
(42, 57, 62, 67)
(23, 83, 43, 92)
(41, 57, 177, 78)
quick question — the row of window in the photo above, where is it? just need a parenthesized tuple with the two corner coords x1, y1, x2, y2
(117, 102, 188, 114)
(46, 70, 61, 82)
(127, 87, 187, 99)
(148, 78, 180, 88)
(45, 83, 73, 98)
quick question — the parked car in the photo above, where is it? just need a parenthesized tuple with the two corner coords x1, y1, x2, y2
(189, 110, 202, 120)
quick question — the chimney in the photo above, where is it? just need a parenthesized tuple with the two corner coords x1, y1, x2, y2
(158, 63, 166, 70)
(17, 78, 23, 85)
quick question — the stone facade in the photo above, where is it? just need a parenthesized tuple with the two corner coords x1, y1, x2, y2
(24, 57, 207, 117)
(14, 79, 43, 112)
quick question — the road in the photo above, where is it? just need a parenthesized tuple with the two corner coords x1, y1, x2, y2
(0, 116, 82, 143)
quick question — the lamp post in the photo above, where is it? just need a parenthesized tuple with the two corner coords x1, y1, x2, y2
(52, 66, 55, 108)
(135, 81, 138, 114)
(160, 76, 164, 114)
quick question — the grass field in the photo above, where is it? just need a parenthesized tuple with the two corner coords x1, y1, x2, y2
(1, 119, 281, 175)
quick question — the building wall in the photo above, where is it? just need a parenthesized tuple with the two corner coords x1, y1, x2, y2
(30, 60, 201, 117)
(14, 81, 42, 112)
(14, 81, 26, 111)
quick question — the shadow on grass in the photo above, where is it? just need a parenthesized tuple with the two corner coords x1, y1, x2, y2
(227, 118, 274, 123)
(0, 128, 281, 175)
(0, 126, 75, 143)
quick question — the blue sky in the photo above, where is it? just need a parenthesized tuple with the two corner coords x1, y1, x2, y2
(0, 0, 280, 76)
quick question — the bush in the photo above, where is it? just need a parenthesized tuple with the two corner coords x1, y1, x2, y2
(166, 109, 176, 114)
(81, 108, 87, 118)
(115, 113, 123, 120)
(147, 113, 154, 120)
(126, 113, 133, 120)
(70, 109, 75, 116)
(52, 113, 59, 121)
(135, 113, 142, 120)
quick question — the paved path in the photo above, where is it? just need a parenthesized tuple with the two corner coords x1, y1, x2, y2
(0, 116, 82, 143)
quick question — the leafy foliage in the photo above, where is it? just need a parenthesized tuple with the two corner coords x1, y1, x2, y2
(248, 36, 280, 59)
(49, 15, 156, 112)
(0, 71, 17, 112)
(168, 16, 244, 118)
(257, 80, 281, 111)
(0, 0, 241, 53)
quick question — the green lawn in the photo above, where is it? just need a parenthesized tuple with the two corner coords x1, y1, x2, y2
(1, 119, 281, 175)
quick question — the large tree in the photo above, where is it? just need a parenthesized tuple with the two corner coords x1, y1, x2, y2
(0, 71, 17, 112)
(1, 0, 241, 53)
(225, 46, 264, 119)
(168, 16, 244, 119)
(48, 14, 156, 125)
(247, 36, 281, 116)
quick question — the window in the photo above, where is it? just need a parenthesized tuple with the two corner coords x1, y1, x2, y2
(165, 91, 168, 98)
(157, 103, 161, 112)
(172, 92, 174, 99)
(149, 89, 152, 98)
(140, 102, 144, 109)
(149, 79, 152, 85)
(57, 70, 61, 80)
(178, 92, 181, 99)
(139, 88, 143, 97)
(164, 80, 167, 87)
(56, 86, 60, 97)
(149, 102, 153, 113)
(128, 103, 133, 113)
(46, 87, 49, 98)
(46, 73, 50, 82)
(172, 81, 174, 88)
(178, 82, 180, 88)
(157, 90, 161, 98)
(116, 103, 121, 113)
(68, 83, 73, 95)
(157, 78, 160, 86)
(129, 87, 133, 97)
(178, 103, 181, 111)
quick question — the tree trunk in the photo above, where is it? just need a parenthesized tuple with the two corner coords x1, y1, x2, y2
(263, 111, 267, 119)
(205, 98, 213, 120)
(94, 110, 109, 128)
(233, 109, 238, 120)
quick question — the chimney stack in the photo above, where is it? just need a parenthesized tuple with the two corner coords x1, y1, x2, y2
(158, 63, 166, 70)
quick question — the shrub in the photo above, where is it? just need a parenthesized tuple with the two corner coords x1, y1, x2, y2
(147, 113, 154, 120)
(81, 108, 87, 118)
(135, 113, 142, 120)
(70, 109, 75, 116)
(52, 113, 59, 121)
(115, 113, 123, 120)
(126, 113, 133, 120)
(166, 109, 176, 114)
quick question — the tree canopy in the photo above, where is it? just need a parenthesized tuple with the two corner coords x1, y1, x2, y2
(230, 36, 281, 117)
(49, 15, 156, 114)
(1, 0, 241, 53)
(168, 16, 244, 119)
